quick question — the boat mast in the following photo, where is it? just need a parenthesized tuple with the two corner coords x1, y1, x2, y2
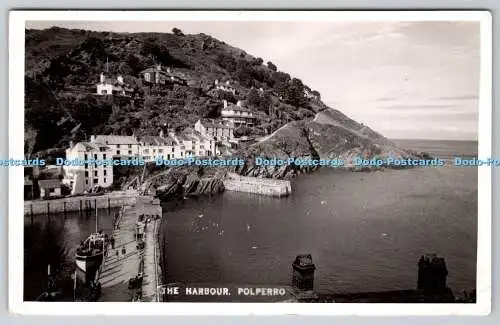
(95, 202, 98, 233)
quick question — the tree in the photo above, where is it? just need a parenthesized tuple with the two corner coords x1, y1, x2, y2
(267, 61, 277, 71)
(252, 57, 264, 66)
(247, 88, 261, 107)
(172, 28, 184, 36)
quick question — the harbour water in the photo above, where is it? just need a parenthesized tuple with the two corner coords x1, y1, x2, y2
(23, 139, 479, 301)
(24, 209, 118, 300)
(162, 139, 478, 296)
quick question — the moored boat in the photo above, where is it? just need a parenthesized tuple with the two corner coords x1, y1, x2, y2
(75, 232, 107, 272)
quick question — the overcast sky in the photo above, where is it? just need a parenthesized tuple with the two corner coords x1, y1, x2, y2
(26, 20, 480, 140)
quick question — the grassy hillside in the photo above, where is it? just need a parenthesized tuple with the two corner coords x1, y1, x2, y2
(25, 27, 325, 154)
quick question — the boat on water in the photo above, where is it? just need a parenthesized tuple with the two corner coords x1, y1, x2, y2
(75, 232, 107, 272)
(75, 204, 108, 273)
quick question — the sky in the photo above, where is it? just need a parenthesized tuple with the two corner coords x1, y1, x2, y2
(26, 20, 481, 140)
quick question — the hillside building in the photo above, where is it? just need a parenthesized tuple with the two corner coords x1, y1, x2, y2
(96, 73, 134, 96)
(195, 118, 235, 144)
(221, 100, 256, 127)
(91, 135, 140, 159)
(214, 79, 236, 94)
(38, 179, 63, 199)
(63, 141, 114, 194)
(176, 128, 216, 157)
(137, 131, 177, 161)
(139, 65, 186, 85)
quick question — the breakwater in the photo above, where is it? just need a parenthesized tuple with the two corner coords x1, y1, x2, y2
(223, 172, 292, 197)
(24, 191, 136, 216)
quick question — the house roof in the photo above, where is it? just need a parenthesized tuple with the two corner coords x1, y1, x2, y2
(223, 102, 252, 112)
(93, 135, 139, 145)
(138, 135, 177, 146)
(177, 128, 211, 142)
(70, 142, 110, 152)
(198, 119, 234, 129)
(38, 179, 62, 189)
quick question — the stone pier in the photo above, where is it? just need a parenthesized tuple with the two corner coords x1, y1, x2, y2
(97, 195, 162, 302)
(223, 172, 292, 197)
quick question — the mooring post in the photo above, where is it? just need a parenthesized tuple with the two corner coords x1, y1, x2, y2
(47, 202, 50, 216)
(63, 201, 66, 214)
(80, 199, 82, 212)
(108, 197, 111, 211)
(30, 204, 33, 217)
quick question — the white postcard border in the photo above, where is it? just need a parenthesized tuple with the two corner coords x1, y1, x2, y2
(8, 10, 492, 315)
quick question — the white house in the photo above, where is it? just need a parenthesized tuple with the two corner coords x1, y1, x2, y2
(96, 73, 133, 96)
(91, 135, 140, 159)
(63, 141, 114, 194)
(176, 128, 216, 157)
(221, 100, 256, 127)
(214, 79, 236, 95)
(137, 131, 178, 161)
(195, 118, 235, 144)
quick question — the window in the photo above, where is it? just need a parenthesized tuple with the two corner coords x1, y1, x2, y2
(104, 178, 107, 183)
(171, 148, 174, 153)
(200, 145, 204, 149)
(117, 144, 121, 148)
(128, 144, 132, 148)
(128, 150, 132, 155)
(102, 90, 107, 94)
(103, 154, 106, 160)
(94, 171, 98, 177)
(86, 180, 88, 185)
(103, 170, 107, 176)
(117, 150, 120, 155)
(49, 188, 55, 194)
(153, 149, 156, 153)
(84, 154, 88, 160)
(159, 149, 163, 153)
(85, 171, 89, 177)
(94, 154, 98, 160)
(84, 163, 88, 169)
(93, 179, 98, 184)
(144, 149, 149, 153)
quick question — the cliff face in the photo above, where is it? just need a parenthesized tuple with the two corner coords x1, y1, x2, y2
(234, 108, 419, 179)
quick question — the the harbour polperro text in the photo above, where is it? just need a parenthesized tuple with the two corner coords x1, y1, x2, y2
(237, 287, 287, 296)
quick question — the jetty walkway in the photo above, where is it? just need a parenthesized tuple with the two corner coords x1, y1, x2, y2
(97, 195, 162, 302)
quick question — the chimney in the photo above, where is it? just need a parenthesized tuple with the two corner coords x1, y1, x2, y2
(223, 100, 228, 108)
(292, 254, 316, 291)
(69, 141, 74, 148)
(90, 135, 96, 142)
(236, 100, 242, 107)
(117, 75, 124, 84)
(100, 72, 105, 83)
(417, 254, 448, 294)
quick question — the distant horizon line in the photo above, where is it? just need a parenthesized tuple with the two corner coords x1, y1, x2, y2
(390, 138, 478, 142)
